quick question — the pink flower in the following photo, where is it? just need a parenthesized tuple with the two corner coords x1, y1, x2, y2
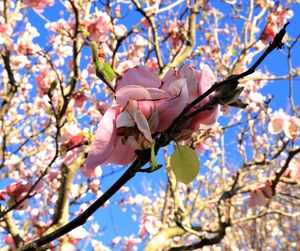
(86, 65, 218, 174)
(268, 110, 300, 139)
(146, 58, 159, 73)
(22, 0, 54, 12)
(67, 226, 89, 245)
(73, 91, 88, 108)
(5, 181, 32, 209)
(112, 236, 122, 246)
(0, 189, 6, 200)
(284, 162, 300, 180)
(35, 65, 57, 95)
(17, 23, 40, 55)
(283, 116, 300, 139)
(261, 24, 277, 43)
(61, 122, 86, 149)
(268, 109, 287, 135)
(195, 138, 213, 154)
(3, 234, 16, 250)
(261, 6, 293, 43)
(162, 20, 184, 49)
(0, 17, 13, 50)
(122, 235, 142, 250)
(138, 215, 162, 237)
(86, 12, 112, 41)
(249, 181, 273, 207)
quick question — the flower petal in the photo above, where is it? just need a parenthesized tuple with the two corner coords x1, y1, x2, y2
(179, 64, 198, 100)
(156, 79, 189, 131)
(116, 85, 169, 107)
(132, 109, 153, 142)
(116, 66, 161, 90)
(268, 117, 284, 135)
(116, 110, 135, 128)
(198, 64, 216, 96)
(86, 106, 120, 170)
(105, 138, 136, 165)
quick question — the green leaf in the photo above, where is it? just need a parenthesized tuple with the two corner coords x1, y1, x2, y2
(103, 63, 116, 82)
(150, 141, 157, 169)
(170, 144, 200, 184)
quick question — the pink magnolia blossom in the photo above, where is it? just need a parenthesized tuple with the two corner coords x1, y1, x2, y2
(268, 110, 300, 139)
(268, 109, 287, 135)
(73, 91, 88, 108)
(284, 162, 300, 180)
(22, 0, 54, 12)
(17, 23, 40, 55)
(67, 226, 89, 245)
(146, 58, 159, 73)
(249, 181, 273, 207)
(85, 11, 112, 41)
(162, 20, 184, 48)
(35, 65, 57, 95)
(86, 64, 218, 174)
(0, 17, 13, 50)
(3, 234, 16, 250)
(283, 116, 300, 139)
(112, 236, 122, 246)
(261, 6, 293, 43)
(61, 122, 86, 149)
(122, 235, 142, 251)
(138, 215, 162, 237)
(5, 181, 32, 209)
(0, 189, 6, 200)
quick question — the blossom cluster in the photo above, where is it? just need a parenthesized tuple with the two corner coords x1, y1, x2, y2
(86, 64, 219, 173)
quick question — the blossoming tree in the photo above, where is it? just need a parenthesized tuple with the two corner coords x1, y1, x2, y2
(0, 0, 299, 250)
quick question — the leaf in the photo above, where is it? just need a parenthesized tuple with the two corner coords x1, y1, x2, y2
(150, 141, 157, 169)
(91, 41, 116, 83)
(103, 63, 116, 82)
(170, 144, 200, 184)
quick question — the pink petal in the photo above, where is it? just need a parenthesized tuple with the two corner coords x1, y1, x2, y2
(86, 106, 120, 170)
(105, 138, 136, 165)
(116, 85, 169, 107)
(116, 85, 151, 107)
(198, 64, 216, 96)
(144, 220, 158, 235)
(161, 67, 178, 89)
(268, 118, 284, 135)
(156, 79, 189, 131)
(179, 64, 198, 100)
(131, 109, 153, 142)
(283, 117, 300, 139)
(254, 190, 268, 207)
(187, 105, 220, 130)
(116, 111, 135, 128)
(116, 66, 161, 91)
(81, 165, 102, 178)
(138, 101, 155, 119)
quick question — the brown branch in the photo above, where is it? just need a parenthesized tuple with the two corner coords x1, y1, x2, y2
(271, 147, 300, 194)
(144, 227, 185, 251)
(47, 154, 86, 231)
(3, 212, 24, 248)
